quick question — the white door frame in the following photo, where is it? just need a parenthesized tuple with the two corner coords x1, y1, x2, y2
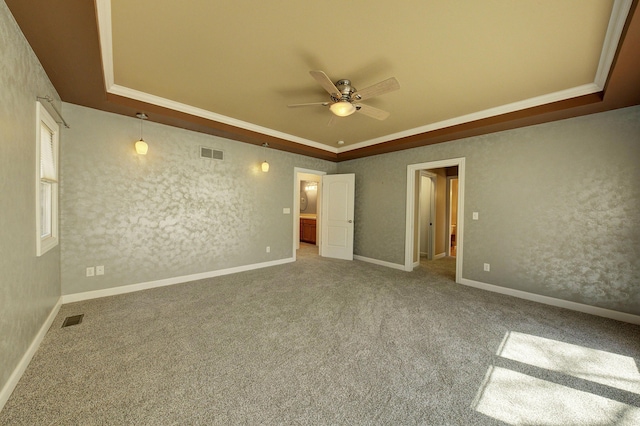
(405, 158, 465, 282)
(446, 175, 458, 257)
(293, 167, 326, 260)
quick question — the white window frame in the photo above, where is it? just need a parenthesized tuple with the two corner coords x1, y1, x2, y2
(35, 101, 59, 256)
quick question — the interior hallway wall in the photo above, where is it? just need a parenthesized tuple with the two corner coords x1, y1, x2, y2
(337, 106, 640, 315)
(60, 103, 337, 295)
(0, 1, 61, 400)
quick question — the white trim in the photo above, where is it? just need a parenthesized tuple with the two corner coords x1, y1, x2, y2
(62, 258, 294, 304)
(434, 252, 446, 260)
(455, 161, 465, 282)
(110, 80, 600, 157)
(108, 84, 337, 154)
(293, 168, 326, 258)
(459, 278, 640, 325)
(446, 175, 458, 257)
(354, 255, 405, 271)
(594, 0, 633, 88)
(35, 101, 60, 256)
(339, 84, 600, 153)
(0, 298, 62, 411)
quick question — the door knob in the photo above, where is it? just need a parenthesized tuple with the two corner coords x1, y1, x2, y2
(348, 220, 353, 223)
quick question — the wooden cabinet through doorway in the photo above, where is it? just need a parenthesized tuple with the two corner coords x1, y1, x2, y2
(300, 218, 316, 244)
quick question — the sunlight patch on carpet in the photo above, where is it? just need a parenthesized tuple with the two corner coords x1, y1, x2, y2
(472, 331, 640, 425)
(473, 366, 640, 425)
(497, 331, 640, 394)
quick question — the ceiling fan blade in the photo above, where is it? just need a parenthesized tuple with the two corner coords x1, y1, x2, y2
(287, 101, 331, 108)
(309, 70, 341, 98)
(352, 77, 400, 101)
(356, 103, 390, 120)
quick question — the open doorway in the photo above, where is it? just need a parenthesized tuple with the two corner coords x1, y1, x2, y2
(416, 167, 456, 262)
(405, 158, 465, 282)
(293, 168, 325, 260)
(293, 168, 356, 262)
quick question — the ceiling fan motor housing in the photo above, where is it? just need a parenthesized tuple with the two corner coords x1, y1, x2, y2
(333, 79, 356, 102)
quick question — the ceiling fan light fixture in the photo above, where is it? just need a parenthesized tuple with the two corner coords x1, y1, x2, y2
(330, 101, 356, 117)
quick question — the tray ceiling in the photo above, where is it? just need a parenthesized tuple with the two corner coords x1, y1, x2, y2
(6, 0, 640, 160)
(104, 0, 615, 151)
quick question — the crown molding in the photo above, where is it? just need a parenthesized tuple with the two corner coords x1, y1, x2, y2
(338, 83, 601, 153)
(93, 0, 634, 158)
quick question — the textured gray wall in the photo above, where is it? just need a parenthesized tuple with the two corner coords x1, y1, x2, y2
(0, 1, 61, 394)
(60, 103, 337, 295)
(338, 106, 640, 315)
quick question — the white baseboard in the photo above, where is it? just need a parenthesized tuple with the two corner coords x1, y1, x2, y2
(0, 297, 62, 412)
(459, 278, 640, 325)
(354, 255, 406, 271)
(62, 257, 295, 304)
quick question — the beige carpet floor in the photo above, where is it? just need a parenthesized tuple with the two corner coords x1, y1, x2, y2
(1, 244, 639, 425)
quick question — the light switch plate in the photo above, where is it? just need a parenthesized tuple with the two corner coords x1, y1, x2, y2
(283, 208, 291, 214)
(86, 267, 95, 277)
(473, 212, 479, 220)
(96, 265, 104, 275)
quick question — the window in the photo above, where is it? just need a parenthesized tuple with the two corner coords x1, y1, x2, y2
(36, 101, 59, 256)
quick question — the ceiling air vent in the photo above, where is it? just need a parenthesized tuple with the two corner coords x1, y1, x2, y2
(200, 146, 224, 161)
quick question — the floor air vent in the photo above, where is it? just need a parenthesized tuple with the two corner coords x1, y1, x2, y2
(200, 146, 224, 160)
(62, 314, 84, 327)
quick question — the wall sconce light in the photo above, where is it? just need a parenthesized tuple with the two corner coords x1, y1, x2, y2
(261, 142, 269, 172)
(135, 113, 148, 155)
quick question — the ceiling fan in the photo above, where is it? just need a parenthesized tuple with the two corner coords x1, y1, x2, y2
(288, 71, 400, 121)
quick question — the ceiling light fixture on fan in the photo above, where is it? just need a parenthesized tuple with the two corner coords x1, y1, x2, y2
(330, 100, 356, 117)
(288, 71, 400, 121)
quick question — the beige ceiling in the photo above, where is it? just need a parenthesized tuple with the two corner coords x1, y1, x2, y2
(105, 0, 616, 153)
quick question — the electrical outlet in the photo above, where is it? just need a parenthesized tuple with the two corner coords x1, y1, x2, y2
(96, 265, 104, 276)
(266, 246, 270, 253)
(484, 263, 490, 272)
(283, 208, 290, 214)
(86, 267, 95, 277)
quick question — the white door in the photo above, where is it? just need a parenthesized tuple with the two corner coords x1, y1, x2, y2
(321, 173, 355, 260)
(419, 175, 432, 259)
